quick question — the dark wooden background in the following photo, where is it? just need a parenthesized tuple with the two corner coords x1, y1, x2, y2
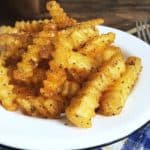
(0, 0, 150, 30)
(0, 0, 150, 31)
(59, 0, 150, 30)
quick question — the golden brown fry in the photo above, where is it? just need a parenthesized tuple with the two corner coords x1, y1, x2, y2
(79, 32, 115, 56)
(15, 19, 50, 33)
(0, 34, 22, 60)
(64, 18, 104, 35)
(81, 45, 120, 69)
(43, 96, 65, 118)
(47, 1, 77, 29)
(52, 27, 98, 70)
(14, 83, 64, 118)
(13, 27, 56, 82)
(102, 46, 121, 63)
(41, 66, 67, 97)
(13, 84, 38, 97)
(0, 33, 33, 62)
(31, 68, 47, 84)
(16, 97, 40, 117)
(78, 32, 116, 66)
(99, 57, 142, 116)
(76, 18, 104, 28)
(16, 96, 65, 118)
(66, 53, 125, 128)
(0, 26, 18, 34)
(0, 59, 17, 111)
(61, 80, 80, 98)
(39, 45, 53, 59)
(69, 27, 99, 49)
(41, 27, 97, 97)
(41, 66, 80, 98)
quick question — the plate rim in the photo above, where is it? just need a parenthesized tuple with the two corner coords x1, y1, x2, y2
(0, 25, 149, 150)
(0, 121, 149, 150)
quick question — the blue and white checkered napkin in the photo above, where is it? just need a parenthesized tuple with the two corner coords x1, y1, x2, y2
(95, 121, 150, 150)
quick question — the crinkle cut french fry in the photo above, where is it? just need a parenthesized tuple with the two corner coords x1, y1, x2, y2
(47, 1, 77, 29)
(0, 60, 17, 111)
(16, 96, 65, 118)
(40, 66, 67, 97)
(14, 84, 64, 118)
(31, 68, 47, 84)
(0, 34, 23, 61)
(41, 64, 80, 98)
(66, 53, 125, 128)
(61, 80, 80, 98)
(52, 27, 98, 70)
(0, 26, 18, 34)
(0, 33, 33, 61)
(79, 32, 115, 56)
(102, 46, 121, 63)
(16, 97, 39, 117)
(15, 19, 50, 33)
(78, 32, 116, 66)
(13, 28, 56, 82)
(99, 57, 142, 116)
(41, 27, 98, 97)
(66, 18, 104, 35)
(56, 27, 98, 50)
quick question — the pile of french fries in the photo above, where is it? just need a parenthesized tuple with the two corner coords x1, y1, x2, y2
(0, 1, 142, 128)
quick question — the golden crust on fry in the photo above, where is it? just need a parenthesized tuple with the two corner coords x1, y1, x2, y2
(16, 97, 40, 117)
(99, 57, 142, 116)
(15, 19, 50, 33)
(52, 27, 98, 70)
(66, 53, 125, 128)
(101, 46, 121, 63)
(31, 68, 47, 85)
(61, 80, 80, 98)
(76, 18, 104, 28)
(13, 29, 56, 82)
(0, 33, 34, 62)
(41, 66, 67, 97)
(13, 22, 57, 82)
(47, 1, 77, 29)
(0, 59, 17, 111)
(14, 83, 65, 118)
(42, 27, 98, 98)
(0, 26, 18, 34)
(65, 18, 104, 35)
(55, 27, 98, 50)
(79, 32, 115, 56)
(78, 32, 116, 66)
(16, 96, 65, 118)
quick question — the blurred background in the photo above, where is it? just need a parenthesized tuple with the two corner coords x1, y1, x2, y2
(0, 0, 150, 30)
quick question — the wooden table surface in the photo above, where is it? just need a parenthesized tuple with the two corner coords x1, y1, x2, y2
(0, 0, 150, 31)
(58, 0, 150, 31)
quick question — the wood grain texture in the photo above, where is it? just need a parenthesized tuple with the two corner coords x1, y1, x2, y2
(57, 0, 150, 30)
(0, 0, 150, 30)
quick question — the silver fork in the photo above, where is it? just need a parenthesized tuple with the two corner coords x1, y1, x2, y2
(136, 18, 150, 43)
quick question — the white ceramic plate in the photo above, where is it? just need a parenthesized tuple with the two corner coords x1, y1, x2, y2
(0, 26, 150, 150)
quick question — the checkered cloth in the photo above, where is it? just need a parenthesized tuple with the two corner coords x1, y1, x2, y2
(94, 121, 150, 150)
(121, 122, 150, 150)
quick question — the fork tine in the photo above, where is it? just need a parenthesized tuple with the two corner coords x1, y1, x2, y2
(144, 18, 150, 42)
(139, 20, 148, 42)
(136, 21, 142, 39)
